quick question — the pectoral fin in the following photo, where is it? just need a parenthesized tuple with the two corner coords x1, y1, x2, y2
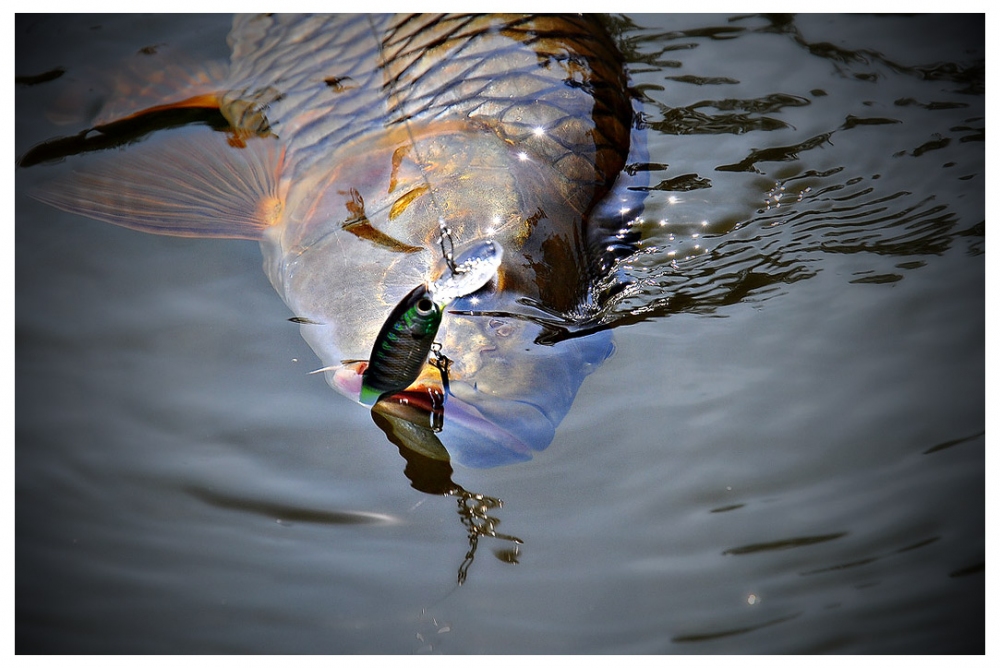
(31, 131, 285, 240)
(25, 42, 286, 240)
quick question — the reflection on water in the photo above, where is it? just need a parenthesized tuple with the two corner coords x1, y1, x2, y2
(377, 417, 524, 585)
(594, 13, 983, 330)
(16, 13, 983, 653)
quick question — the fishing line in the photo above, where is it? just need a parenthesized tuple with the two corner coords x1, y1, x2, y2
(365, 15, 461, 275)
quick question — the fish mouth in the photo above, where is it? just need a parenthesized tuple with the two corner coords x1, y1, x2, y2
(332, 363, 554, 468)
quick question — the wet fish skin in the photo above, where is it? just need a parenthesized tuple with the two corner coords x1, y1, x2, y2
(24, 14, 646, 467)
(257, 15, 635, 344)
(262, 16, 642, 467)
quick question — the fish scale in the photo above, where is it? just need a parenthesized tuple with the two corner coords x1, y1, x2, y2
(23, 14, 645, 465)
(225, 15, 393, 178)
(219, 15, 630, 192)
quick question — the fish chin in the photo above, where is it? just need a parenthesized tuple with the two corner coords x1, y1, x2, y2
(437, 384, 556, 468)
(326, 325, 614, 468)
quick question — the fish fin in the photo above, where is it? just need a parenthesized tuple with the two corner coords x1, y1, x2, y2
(51, 42, 277, 145)
(93, 47, 228, 128)
(96, 93, 223, 128)
(44, 41, 228, 128)
(340, 187, 424, 253)
(31, 131, 285, 240)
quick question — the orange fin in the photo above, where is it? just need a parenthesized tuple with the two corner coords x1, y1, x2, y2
(339, 186, 423, 253)
(31, 131, 284, 240)
(93, 47, 228, 127)
(88, 47, 276, 143)
(95, 92, 222, 127)
(45, 42, 228, 128)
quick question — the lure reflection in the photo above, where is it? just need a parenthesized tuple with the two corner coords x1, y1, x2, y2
(379, 426, 523, 584)
(21, 14, 647, 468)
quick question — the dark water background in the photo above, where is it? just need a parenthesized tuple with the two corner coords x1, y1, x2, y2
(15, 14, 984, 653)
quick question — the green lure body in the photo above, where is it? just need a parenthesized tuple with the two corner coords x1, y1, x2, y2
(360, 240, 503, 406)
(360, 285, 442, 405)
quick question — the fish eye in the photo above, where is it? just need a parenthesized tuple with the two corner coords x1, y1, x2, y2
(416, 298, 435, 315)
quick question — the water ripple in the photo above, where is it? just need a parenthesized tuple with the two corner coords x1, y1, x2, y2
(672, 612, 802, 643)
(722, 532, 847, 556)
(184, 486, 398, 527)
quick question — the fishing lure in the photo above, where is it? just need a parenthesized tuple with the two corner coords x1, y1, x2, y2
(360, 239, 503, 405)
(360, 284, 442, 405)
(429, 239, 503, 305)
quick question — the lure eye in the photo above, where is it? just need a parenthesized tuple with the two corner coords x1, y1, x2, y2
(415, 297, 435, 316)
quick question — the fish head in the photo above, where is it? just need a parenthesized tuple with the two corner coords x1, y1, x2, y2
(329, 292, 614, 468)
(318, 223, 615, 468)
(272, 122, 636, 468)
(431, 300, 615, 468)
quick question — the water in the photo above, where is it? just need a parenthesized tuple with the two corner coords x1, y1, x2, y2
(15, 14, 984, 653)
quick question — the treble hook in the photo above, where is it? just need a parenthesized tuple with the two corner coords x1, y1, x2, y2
(429, 341, 452, 397)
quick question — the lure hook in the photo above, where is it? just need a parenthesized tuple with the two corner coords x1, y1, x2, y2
(429, 341, 452, 396)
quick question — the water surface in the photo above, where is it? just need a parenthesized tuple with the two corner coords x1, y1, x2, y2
(15, 13, 984, 653)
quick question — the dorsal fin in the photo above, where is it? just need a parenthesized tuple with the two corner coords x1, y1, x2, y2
(31, 131, 285, 240)
(43, 40, 229, 128)
(97, 45, 227, 127)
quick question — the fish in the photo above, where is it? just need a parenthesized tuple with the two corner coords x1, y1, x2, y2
(19, 14, 648, 468)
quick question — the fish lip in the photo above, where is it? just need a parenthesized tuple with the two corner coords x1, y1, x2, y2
(331, 362, 446, 408)
(331, 363, 366, 398)
(378, 383, 447, 415)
